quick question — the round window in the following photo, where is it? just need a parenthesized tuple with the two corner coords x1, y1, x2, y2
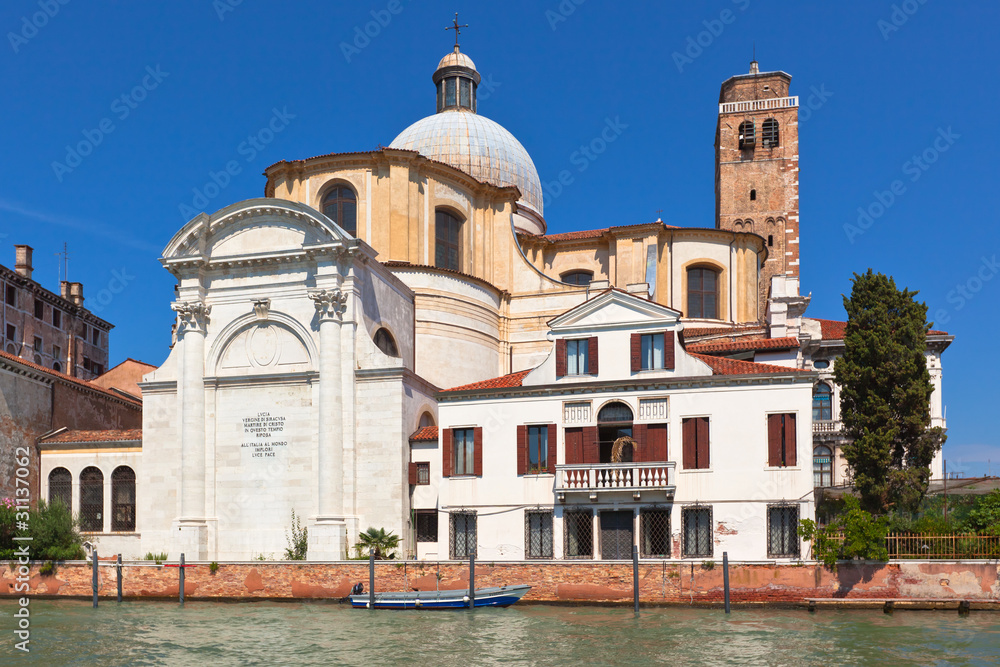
(813, 360, 830, 369)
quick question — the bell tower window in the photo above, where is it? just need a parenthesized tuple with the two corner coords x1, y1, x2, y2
(762, 118, 779, 148)
(750, 189, 756, 201)
(738, 120, 755, 149)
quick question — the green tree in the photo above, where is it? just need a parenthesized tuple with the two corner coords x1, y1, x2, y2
(799, 496, 889, 569)
(834, 270, 945, 514)
(354, 527, 400, 560)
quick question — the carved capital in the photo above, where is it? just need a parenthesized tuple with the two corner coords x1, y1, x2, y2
(308, 289, 347, 322)
(172, 300, 211, 334)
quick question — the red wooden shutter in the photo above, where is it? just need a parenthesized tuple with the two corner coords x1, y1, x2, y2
(442, 429, 453, 477)
(664, 331, 675, 370)
(785, 413, 797, 467)
(632, 423, 647, 462)
(473, 427, 483, 477)
(696, 417, 710, 469)
(767, 414, 783, 467)
(588, 337, 599, 375)
(630, 333, 641, 372)
(682, 419, 696, 469)
(516, 425, 527, 476)
(582, 426, 599, 463)
(565, 427, 583, 464)
(547, 424, 557, 473)
(408, 462, 418, 485)
(555, 339, 567, 377)
(647, 423, 668, 462)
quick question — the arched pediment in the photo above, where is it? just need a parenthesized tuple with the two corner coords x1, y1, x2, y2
(162, 198, 353, 262)
(208, 311, 318, 377)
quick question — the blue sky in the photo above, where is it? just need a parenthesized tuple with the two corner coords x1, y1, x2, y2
(2, 1, 997, 476)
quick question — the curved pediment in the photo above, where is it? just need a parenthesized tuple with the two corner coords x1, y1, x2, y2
(162, 198, 352, 262)
(213, 319, 314, 377)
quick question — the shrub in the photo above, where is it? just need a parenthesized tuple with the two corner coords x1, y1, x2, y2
(353, 527, 400, 560)
(962, 491, 1000, 535)
(701, 560, 715, 570)
(0, 499, 85, 561)
(283, 510, 308, 560)
(39, 561, 56, 576)
(800, 495, 889, 569)
(143, 552, 168, 564)
(209, 561, 219, 574)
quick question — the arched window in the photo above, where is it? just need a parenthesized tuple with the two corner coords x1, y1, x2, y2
(52, 362, 62, 372)
(738, 120, 755, 148)
(33, 354, 42, 365)
(814, 446, 833, 488)
(373, 328, 398, 357)
(813, 382, 833, 421)
(5, 343, 15, 354)
(111, 466, 136, 532)
(418, 411, 435, 429)
(762, 118, 779, 148)
(750, 189, 756, 201)
(561, 271, 593, 286)
(435, 209, 463, 272)
(687, 267, 719, 319)
(322, 184, 357, 236)
(597, 402, 633, 463)
(48, 468, 72, 509)
(79, 466, 104, 532)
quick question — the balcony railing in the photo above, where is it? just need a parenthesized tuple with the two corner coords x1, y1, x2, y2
(555, 462, 675, 501)
(719, 96, 798, 114)
(813, 420, 842, 434)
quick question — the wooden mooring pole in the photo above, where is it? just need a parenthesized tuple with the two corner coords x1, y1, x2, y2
(368, 549, 375, 609)
(723, 551, 731, 614)
(92, 547, 98, 608)
(179, 554, 185, 604)
(632, 544, 639, 615)
(469, 553, 476, 608)
(116, 554, 123, 603)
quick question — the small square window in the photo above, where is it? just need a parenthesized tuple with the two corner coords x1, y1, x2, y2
(34, 299, 44, 319)
(415, 462, 430, 485)
(682, 507, 713, 557)
(6, 324, 16, 342)
(52, 309, 62, 329)
(768, 506, 800, 558)
(33, 336, 42, 352)
(415, 510, 437, 543)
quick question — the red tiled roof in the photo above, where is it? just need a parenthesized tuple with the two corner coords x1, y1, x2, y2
(409, 426, 438, 442)
(0, 349, 142, 406)
(540, 228, 608, 242)
(41, 429, 142, 444)
(682, 325, 766, 339)
(811, 318, 948, 340)
(441, 369, 532, 393)
(689, 353, 808, 376)
(687, 337, 800, 354)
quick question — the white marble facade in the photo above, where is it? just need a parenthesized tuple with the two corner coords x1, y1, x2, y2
(138, 199, 434, 560)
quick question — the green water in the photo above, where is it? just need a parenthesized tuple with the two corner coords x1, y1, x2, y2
(1, 600, 998, 666)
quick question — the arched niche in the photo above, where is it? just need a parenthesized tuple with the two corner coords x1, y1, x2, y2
(209, 311, 318, 377)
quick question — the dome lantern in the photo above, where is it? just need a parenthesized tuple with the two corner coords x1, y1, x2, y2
(433, 45, 481, 113)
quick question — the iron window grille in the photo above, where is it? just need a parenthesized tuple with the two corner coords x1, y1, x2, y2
(79, 466, 104, 532)
(415, 462, 430, 485)
(48, 468, 72, 510)
(640, 509, 671, 558)
(111, 466, 136, 532)
(450, 511, 477, 559)
(415, 510, 438, 543)
(682, 506, 713, 558)
(738, 120, 756, 148)
(768, 505, 800, 558)
(563, 510, 594, 559)
(525, 510, 554, 559)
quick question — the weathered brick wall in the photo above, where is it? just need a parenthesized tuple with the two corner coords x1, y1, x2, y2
(3, 561, 997, 603)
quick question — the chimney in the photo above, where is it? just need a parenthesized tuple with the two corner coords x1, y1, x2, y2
(60, 280, 70, 299)
(14, 245, 33, 279)
(69, 282, 84, 306)
(749, 60, 759, 75)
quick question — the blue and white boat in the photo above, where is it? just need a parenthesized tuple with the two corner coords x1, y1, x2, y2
(350, 584, 531, 609)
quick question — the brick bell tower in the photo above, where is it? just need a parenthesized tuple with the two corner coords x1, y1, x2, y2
(715, 60, 800, 312)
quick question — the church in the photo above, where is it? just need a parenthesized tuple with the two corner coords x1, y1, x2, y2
(36, 39, 950, 562)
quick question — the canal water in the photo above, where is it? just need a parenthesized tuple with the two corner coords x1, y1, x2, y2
(1, 600, 998, 665)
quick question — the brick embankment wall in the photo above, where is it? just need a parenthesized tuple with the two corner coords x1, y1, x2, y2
(2, 561, 998, 604)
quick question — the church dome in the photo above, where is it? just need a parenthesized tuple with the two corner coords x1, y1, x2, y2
(388, 46, 544, 216)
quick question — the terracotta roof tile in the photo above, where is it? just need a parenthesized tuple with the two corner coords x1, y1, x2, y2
(687, 337, 800, 354)
(41, 429, 142, 444)
(441, 369, 532, 393)
(681, 325, 767, 339)
(811, 318, 948, 340)
(409, 426, 438, 442)
(540, 228, 608, 242)
(689, 353, 808, 376)
(0, 350, 142, 406)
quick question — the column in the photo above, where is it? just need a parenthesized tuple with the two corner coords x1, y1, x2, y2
(307, 288, 348, 560)
(171, 300, 210, 559)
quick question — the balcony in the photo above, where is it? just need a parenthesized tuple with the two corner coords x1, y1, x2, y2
(719, 96, 798, 114)
(555, 463, 676, 502)
(813, 420, 842, 435)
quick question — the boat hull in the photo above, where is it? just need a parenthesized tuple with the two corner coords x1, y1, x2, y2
(350, 585, 530, 610)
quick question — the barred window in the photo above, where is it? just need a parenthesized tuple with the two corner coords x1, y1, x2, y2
(111, 466, 136, 532)
(640, 509, 671, 558)
(768, 506, 800, 558)
(415, 510, 437, 543)
(682, 507, 712, 558)
(48, 468, 72, 510)
(762, 118, 779, 148)
(415, 462, 430, 486)
(525, 511, 553, 559)
(450, 511, 477, 559)
(563, 510, 593, 559)
(79, 466, 104, 532)
(738, 120, 755, 148)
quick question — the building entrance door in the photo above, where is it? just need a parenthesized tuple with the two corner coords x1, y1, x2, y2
(600, 510, 634, 560)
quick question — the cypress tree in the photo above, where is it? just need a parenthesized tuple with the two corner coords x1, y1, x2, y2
(834, 269, 946, 514)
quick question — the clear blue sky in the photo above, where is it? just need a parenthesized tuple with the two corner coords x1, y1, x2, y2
(2, 1, 997, 476)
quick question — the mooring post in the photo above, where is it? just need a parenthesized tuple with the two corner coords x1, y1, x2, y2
(632, 544, 639, 615)
(369, 549, 375, 609)
(179, 553, 185, 604)
(723, 551, 731, 614)
(469, 553, 476, 608)
(92, 547, 98, 608)
(116, 554, 123, 603)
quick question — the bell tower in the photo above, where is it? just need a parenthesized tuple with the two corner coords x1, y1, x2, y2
(715, 61, 800, 308)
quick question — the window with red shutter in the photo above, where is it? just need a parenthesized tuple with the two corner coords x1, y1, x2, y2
(555, 339, 568, 377)
(785, 414, 797, 466)
(582, 426, 599, 463)
(516, 425, 528, 475)
(768, 414, 797, 467)
(632, 424, 647, 462)
(565, 427, 583, 464)
(547, 424, 557, 473)
(588, 337, 599, 375)
(473, 427, 483, 476)
(408, 462, 418, 485)
(696, 417, 710, 469)
(630, 333, 641, 372)
(682, 417, 710, 469)
(664, 331, 675, 370)
(646, 423, 668, 462)
(442, 429, 453, 477)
